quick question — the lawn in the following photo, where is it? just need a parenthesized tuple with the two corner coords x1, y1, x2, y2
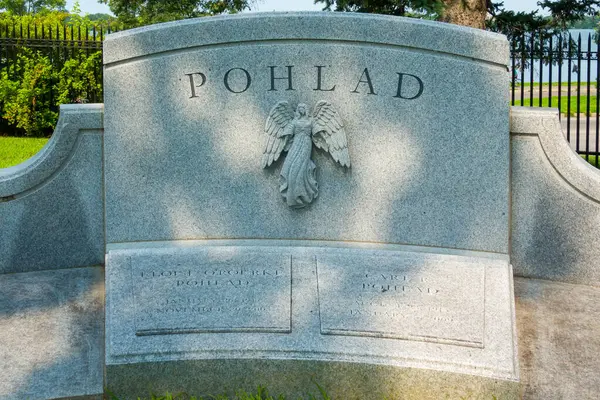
(514, 95, 598, 116)
(512, 81, 597, 88)
(107, 385, 332, 400)
(0, 136, 49, 168)
(582, 154, 599, 168)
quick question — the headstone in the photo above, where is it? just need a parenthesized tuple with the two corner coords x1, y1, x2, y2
(103, 12, 518, 399)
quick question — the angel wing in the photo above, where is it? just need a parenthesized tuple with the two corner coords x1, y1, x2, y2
(262, 101, 295, 168)
(311, 101, 351, 168)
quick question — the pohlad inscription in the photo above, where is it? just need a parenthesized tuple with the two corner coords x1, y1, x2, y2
(131, 252, 292, 336)
(184, 65, 424, 99)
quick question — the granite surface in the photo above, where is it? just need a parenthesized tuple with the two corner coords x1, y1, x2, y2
(0, 104, 103, 197)
(0, 267, 104, 400)
(105, 243, 518, 399)
(130, 249, 292, 335)
(0, 104, 104, 274)
(317, 253, 486, 346)
(515, 277, 600, 399)
(103, 12, 509, 66)
(103, 13, 510, 253)
(510, 107, 600, 285)
(3, 268, 597, 399)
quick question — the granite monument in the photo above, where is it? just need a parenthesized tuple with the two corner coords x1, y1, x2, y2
(102, 12, 518, 399)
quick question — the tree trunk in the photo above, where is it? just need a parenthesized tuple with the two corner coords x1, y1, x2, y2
(440, 0, 488, 29)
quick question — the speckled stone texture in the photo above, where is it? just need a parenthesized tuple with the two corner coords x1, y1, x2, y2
(515, 277, 600, 399)
(0, 104, 104, 274)
(510, 107, 600, 286)
(0, 267, 104, 400)
(105, 243, 518, 399)
(103, 12, 510, 254)
(103, 14, 517, 399)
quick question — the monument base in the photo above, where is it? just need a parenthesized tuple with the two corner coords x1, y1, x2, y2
(105, 242, 519, 399)
(106, 359, 520, 400)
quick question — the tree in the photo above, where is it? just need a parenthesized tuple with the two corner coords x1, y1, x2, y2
(99, 0, 255, 28)
(0, 0, 65, 15)
(316, 0, 443, 18)
(87, 12, 115, 21)
(315, 0, 600, 33)
(539, 0, 600, 29)
(439, 0, 487, 29)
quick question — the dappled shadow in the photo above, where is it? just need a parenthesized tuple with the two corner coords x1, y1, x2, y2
(515, 277, 600, 399)
(0, 267, 104, 399)
(100, 13, 514, 398)
(511, 133, 600, 284)
(103, 20, 509, 254)
(1, 134, 104, 275)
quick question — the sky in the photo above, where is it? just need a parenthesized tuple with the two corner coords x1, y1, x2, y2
(66, 0, 542, 16)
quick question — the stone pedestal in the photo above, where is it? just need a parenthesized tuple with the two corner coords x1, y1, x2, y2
(105, 243, 519, 399)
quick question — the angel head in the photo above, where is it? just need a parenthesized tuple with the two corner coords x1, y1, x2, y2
(263, 100, 351, 171)
(296, 103, 308, 117)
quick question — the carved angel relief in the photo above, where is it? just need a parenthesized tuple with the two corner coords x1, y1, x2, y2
(262, 101, 351, 208)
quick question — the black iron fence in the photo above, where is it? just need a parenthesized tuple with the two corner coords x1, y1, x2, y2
(0, 22, 117, 108)
(510, 31, 599, 167)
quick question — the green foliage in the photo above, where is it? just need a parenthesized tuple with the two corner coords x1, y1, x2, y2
(0, 45, 103, 136)
(87, 12, 114, 22)
(99, 0, 254, 28)
(0, 48, 57, 135)
(0, 8, 69, 27)
(0, 8, 122, 36)
(568, 14, 600, 28)
(55, 51, 102, 104)
(315, 0, 444, 18)
(486, 0, 600, 40)
(583, 154, 599, 168)
(0, 0, 66, 15)
(316, 0, 600, 37)
(317, 0, 600, 76)
(105, 384, 332, 400)
(539, 0, 600, 29)
(307, 381, 331, 400)
(0, 8, 113, 136)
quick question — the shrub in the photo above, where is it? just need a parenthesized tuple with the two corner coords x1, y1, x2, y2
(55, 50, 103, 105)
(0, 47, 103, 136)
(0, 48, 57, 136)
(0, 10, 113, 136)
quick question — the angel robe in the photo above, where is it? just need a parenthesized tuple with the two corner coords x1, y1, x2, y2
(279, 118, 318, 208)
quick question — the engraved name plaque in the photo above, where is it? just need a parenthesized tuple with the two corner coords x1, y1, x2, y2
(130, 250, 292, 336)
(317, 253, 485, 347)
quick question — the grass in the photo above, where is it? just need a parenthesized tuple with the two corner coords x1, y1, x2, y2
(512, 81, 597, 88)
(514, 95, 598, 116)
(105, 387, 503, 400)
(0, 136, 48, 168)
(582, 154, 599, 167)
(107, 384, 332, 400)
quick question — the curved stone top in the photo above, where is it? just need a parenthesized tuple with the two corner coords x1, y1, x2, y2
(103, 12, 509, 67)
(510, 106, 600, 203)
(0, 104, 103, 199)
